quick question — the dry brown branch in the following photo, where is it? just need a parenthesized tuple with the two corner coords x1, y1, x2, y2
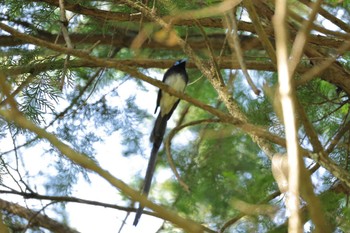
(0, 198, 79, 233)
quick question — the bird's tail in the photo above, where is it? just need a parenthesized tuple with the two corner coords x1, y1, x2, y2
(133, 114, 167, 226)
(150, 113, 168, 145)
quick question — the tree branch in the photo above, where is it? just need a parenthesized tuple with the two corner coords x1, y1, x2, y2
(0, 198, 79, 233)
(273, 0, 303, 231)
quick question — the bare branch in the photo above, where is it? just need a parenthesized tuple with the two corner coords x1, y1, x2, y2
(242, 0, 277, 65)
(273, 0, 303, 231)
(224, 12, 261, 95)
(0, 198, 79, 233)
(289, 0, 322, 75)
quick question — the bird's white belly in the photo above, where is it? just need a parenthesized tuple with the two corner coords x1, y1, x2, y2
(160, 74, 186, 116)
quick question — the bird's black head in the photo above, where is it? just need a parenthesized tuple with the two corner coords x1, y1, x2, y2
(173, 58, 187, 67)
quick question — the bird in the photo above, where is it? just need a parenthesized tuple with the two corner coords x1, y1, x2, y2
(133, 59, 189, 226)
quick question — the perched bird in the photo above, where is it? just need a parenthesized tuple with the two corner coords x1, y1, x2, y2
(133, 59, 189, 226)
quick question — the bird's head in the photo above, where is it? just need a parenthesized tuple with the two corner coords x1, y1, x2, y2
(174, 58, 188, 66)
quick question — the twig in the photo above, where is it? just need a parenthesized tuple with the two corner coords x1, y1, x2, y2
(296, 39, 350, 86)
(242, 0, 277, 66)
(59, 0, 73, 49)
(224, 12, 261, 95)
(299, 0, 350, 33)
(219, 191, 281, 233)
(0, 189, 133, 212)
(289, 0, 322, 75)
(0, 74, 35, 107)
(58, 0, 73, 90)
(195, 20, 225, 85)
(326, 120, 350, 154)
(288, 8, 348, 40)
(1, 58, 279, 76)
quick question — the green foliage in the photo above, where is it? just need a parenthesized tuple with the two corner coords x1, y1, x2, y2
(20, 74, 61, 124)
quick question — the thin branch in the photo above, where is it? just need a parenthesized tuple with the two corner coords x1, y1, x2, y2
(296, 39, 350, 86)
(288, 7, 349, 39)
(195, 20, 225, 86)
(326, 120, 350, 154)
(224, 12, 260, 95)
(242, 0, 277, 66)
(219, 190, 281, 233)
(0, 74, 35, 107)
(58, 0, 73, 90)
(294, 99, 331, 233)
(0, 189, 132, 212)
(273, 0, 303, 232)
(58, 0, 73, 49)
(0, 188, 174, 222)
(299, 0, 350, 33)
(289, 0, 322, 75)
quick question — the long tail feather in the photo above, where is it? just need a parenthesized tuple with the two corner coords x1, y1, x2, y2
(150, 113, 168, 144)
(133, 114, 167, 226)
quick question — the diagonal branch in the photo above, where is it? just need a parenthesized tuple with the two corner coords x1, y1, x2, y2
(0, 198, 79, 233)
(299, 0, 350, 32)
(242, 0, 277, 66)
(289, 0, 322, 75)
(224, 11, 260, 95)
